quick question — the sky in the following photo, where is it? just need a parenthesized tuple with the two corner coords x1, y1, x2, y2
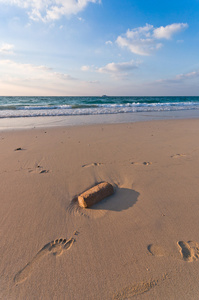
(0, 0, 199, 96)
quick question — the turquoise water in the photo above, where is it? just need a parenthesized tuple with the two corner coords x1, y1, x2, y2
(0, 96, 199, 118)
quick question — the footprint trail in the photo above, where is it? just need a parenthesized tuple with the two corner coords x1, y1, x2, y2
(148, 240, 199, 262)
(14, 237, 74, 284)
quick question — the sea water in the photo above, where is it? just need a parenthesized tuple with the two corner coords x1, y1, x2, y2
(0, 96, 199, 119)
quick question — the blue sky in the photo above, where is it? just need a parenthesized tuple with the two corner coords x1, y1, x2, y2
(0, 0, 198, 96)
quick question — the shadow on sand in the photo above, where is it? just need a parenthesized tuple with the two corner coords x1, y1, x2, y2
(68, 186, 139, 218)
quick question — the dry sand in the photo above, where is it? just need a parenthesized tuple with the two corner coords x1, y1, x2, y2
(1, 119, 199, 299)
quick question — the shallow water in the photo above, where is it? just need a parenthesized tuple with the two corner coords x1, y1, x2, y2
(1, 96, 199, 119)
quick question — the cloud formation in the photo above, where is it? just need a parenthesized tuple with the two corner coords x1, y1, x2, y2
(105, 40, 113, 45)
(0, 59, 105, 95)
(0, 59, 76, 95)
(157, 70, 199, 84)
(82, 60, 140, 78)
(97, 60, 140, 78)
(153, 23, 188, 39)
(0, 43, 14, 55)
(0, 0, 100, 22)
(116, 23, 188, 56)
(0, 59, 75, 81)
(81, 65, 91, 71)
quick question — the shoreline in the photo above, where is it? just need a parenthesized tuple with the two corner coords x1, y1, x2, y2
(1, 109, 199, 131)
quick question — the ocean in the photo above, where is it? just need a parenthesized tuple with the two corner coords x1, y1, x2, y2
(0, 96, 199, 119)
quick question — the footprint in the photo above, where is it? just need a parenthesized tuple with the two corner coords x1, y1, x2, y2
(82, 162, 103, 168)
(143, 162, 152, 166)
(131, 161, 152, 166)
(14, 237, 74, 284)
(148, 244, 169, 257)
(39, 169, 49, 174)
(112, 275, 167, 299)
(28, 165, 50, 174)
(177, 241, 199, 262)
(148, 240, 199, 263)
(171, 153, 186, 158)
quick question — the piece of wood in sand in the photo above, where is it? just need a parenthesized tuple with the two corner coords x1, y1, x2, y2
(78, 182, 114, 208)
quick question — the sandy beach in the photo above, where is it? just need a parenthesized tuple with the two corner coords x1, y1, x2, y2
(1, 118, 199, 299)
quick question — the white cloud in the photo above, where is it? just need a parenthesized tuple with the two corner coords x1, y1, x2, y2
(116, 24, 160, 56)
(117, 36, 162, 56)
(116, 23, 188, 56)
(0, 43, 14, 55)
(175, 71, 199, 81)
(78, 17, 84, 22)
(0, 59, 78, 95)
(105, 40, 113, 45)
(0, 59, 76, 81)
(153, 23, 188, 40)
(0, 0, 100, 22)
(0, 59, 106, 95)
(81, 65, 91, 71)
(81, 60, 140, 78)
(157, 70, 199, 84)
(97, 60, 140, 78)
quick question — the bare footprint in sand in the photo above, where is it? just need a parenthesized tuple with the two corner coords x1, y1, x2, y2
(131, 161, 152, 166)
(143, 161, 152, 166)
(147, 244, 169, 257)
(39, 169, 50, 174)
(177, 241, 199, 262)
(112, 275, 167, 299)
(14, 237, 74, 284)
(14, 147, 24, 151)
(171, 153, 186, 158)
(28, 165, 50, 174)
(148, 240, 199, 262)
(82, 162, 103, 168)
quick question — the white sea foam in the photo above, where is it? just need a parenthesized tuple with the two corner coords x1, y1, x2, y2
(0, 103, 199, 118)
(1, 97, 199, 118)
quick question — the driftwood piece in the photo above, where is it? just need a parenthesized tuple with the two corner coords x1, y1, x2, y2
(78, 182, 114, 208)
